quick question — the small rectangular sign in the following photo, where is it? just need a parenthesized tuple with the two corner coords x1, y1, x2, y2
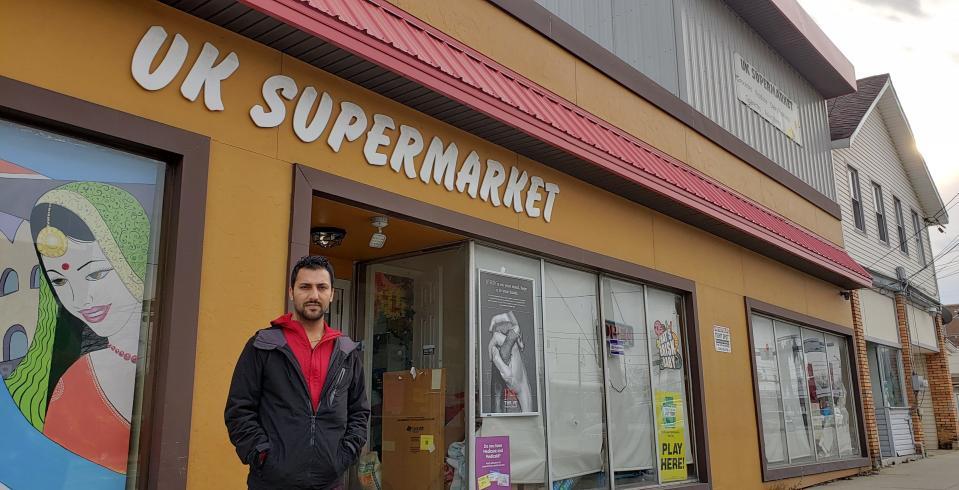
(655, 391, 687, 482)
(713, 325, 731, 353)
(733, 53, 802, 145)
(475, 436, 510, 490)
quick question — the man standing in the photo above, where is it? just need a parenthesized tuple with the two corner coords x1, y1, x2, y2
(226, 256, 369, 489)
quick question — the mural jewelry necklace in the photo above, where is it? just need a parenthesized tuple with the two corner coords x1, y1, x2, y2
(108, 344, 139, 364)
(36, 203, 68, 258)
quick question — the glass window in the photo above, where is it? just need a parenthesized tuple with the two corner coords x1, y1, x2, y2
(752, 315, 788, 466)
(802, 328, 838, 461)
(645, 286, 695, 484)
(872, 183, 888, 243)
(0, 118, 166, 487)
(774, 321, 815, 465)
(475, 246, 548, 487)
(363, 246, 468, 490)
(911, 210, 926, 265)
(847, 167, 865, 231)
(543, 262, 609, 488)
(474, 248, 701, 488)
(751, 314, 864, 471)
(894, 197, 908, 254)
(603, 276, 656, 485)
(826, 334, 859, 458)
(877, 345, 907, 407)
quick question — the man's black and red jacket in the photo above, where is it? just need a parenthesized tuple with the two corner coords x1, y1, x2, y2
(224, 319, 369, 489)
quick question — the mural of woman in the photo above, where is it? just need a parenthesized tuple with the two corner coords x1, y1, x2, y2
(5, 182, 149, 475)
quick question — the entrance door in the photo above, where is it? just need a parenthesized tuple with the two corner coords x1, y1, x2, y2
(356, 245, 469, 490)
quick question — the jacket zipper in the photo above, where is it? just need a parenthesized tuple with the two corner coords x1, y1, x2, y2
(276, 345, 320, 448)
(329, 367, 346, 406)
(279, 338, 349, 449)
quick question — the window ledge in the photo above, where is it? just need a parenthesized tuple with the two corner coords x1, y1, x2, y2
(644, 483, 709, 490)
(763, 457, 870, 481)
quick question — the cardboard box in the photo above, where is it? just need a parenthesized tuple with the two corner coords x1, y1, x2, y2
(381, 368, 446, 490)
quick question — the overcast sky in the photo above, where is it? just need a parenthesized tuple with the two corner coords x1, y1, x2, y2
(796, 0, 959, 304)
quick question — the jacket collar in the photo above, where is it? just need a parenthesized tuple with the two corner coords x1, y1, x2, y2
(252, 325, 362, 354)
(252, 327, 287, 351)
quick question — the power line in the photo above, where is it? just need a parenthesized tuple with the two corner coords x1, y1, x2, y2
(907, 232, 959, 281)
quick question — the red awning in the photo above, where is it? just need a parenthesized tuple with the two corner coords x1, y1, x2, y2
(240, 0, 871, 288)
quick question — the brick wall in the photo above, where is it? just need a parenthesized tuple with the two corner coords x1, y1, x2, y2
(895, 293, 925, 453)
(851, 290, 882, 466)
(929, 313, 959, 448)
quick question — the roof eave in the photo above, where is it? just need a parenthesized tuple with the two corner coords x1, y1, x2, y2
(877, 84, 949, 224)
(830, 138, 850, 150)
(725, 0, 856, 98)
(845, 80, 890, 147)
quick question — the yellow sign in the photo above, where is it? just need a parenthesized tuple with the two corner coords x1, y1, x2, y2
(477, 475, 491, 489)
(420, 434, 435, 452)
(655, 391, 687, 482)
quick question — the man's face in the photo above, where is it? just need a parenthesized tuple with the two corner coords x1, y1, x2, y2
(289, 267, 334, 323)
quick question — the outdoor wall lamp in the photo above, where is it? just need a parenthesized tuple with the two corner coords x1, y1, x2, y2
(311, 226, 347, 248)
(369, 216, 389, 249)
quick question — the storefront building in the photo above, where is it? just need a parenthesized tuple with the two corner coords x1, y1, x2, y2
(1, 1, 875, 489)
(828, 75, 959, 461)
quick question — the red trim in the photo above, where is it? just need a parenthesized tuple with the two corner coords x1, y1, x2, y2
(239, 0, 871, 287)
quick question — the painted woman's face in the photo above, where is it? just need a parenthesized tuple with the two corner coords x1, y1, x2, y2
(41, 237, 141, 338)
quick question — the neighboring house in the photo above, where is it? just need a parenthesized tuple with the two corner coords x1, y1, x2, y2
(829, 74, 958, 460)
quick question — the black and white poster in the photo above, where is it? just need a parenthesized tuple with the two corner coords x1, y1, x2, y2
(479, 270, 539, 416)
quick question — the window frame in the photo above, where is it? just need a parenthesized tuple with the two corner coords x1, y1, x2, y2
(911, 210, 926, 266)
(893, 197, 909, 255)
(745, 297, 870, 481)
(875, 344, 908, 409)
(872, 182, 889, 244)
(0, 75, 209, 490)
(847, 166, 865, 232)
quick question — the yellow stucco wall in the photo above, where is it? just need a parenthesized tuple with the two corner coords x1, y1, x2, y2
(0, 0, 860, 489)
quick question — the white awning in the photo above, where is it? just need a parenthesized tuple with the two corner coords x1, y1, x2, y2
(861, 289, 900, 347)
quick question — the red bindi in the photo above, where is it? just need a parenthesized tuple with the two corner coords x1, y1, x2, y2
(61, 263, 70, 271)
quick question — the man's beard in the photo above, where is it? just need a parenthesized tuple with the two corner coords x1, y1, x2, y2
(296, 302, 327, 321)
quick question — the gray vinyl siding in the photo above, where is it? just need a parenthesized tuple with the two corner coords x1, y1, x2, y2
(833, 110, 939, 299)
(535, 0, 681, 95)
(534, 0, 836, 200)
(676, 0, 835, 199)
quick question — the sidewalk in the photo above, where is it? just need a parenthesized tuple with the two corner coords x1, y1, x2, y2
(812, 451, 959, 490)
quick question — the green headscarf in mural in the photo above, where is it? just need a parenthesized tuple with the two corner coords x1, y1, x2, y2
(6, 182, 150, 430)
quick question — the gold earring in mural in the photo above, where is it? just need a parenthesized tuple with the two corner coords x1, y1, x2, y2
(36, 203, 68, 258)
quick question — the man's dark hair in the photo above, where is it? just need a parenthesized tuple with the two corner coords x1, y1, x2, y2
(290, 255, 335, 288)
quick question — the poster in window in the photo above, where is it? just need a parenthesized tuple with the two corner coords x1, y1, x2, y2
(653, 319, 683, 370)
(0, 119, 165, 488)
(655, 390, 688, 482)
(479, 270, 539, 416)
